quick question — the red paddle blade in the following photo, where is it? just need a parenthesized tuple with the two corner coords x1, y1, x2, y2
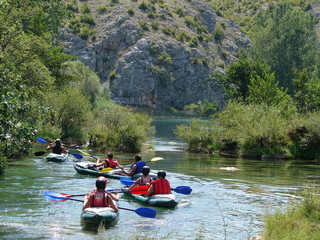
(129, 185, 149, 195)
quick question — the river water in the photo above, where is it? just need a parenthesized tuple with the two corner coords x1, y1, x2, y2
(1, 116, 320, 240)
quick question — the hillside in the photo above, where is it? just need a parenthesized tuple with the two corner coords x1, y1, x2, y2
(57, 0, 319, 110)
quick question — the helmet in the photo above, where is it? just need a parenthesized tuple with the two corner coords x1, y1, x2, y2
(107, 152, 113, 159)
(55, 139, 61, 146)
(135, 154, 141, 161)
(142, 166, 150, 175)
(96, 176, 108, 189)
(157, 170, 166, 178)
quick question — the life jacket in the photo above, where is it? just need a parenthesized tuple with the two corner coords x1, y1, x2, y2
(89, 189, 109, 207)
(137, 176, 153, 185)
(105, 159, 119, 168)
(52, 145, 62, 154)
(151, 178, 171, 195)
(131, 161, 146, 175)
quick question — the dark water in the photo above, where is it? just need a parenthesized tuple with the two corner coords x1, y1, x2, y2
(1, 117, 320, 240)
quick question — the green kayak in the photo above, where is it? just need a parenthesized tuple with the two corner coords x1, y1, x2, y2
(46, 153, 68, 162)
(81, 207, 119, 226)
(122, 186, 179, 208)
(74, 162, 157, 180)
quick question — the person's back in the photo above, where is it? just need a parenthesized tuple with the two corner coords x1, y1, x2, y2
(83, 177, 118, 211)
(121, 154, 146, 176)
(145, 170, 171, 197)
(129, 166, 152, 190)
(47, 139, 68, 154)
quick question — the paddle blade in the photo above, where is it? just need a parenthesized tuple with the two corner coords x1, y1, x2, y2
(77, 149, 91, 156)
(130, 185, 149, 195)
(150, 157, 164, 162)
(173, 186, 192, 195)
(44, 191, 69, 202)
(120, 177, 135, 186)
(37, 137, 48, 144)
(134, 207, 157, 218)
(100, 168, 113, 173)
(71, 153, 83, 160)
(34, 151, 46, 156)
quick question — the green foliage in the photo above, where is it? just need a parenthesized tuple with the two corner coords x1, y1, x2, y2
(183, 100, 217, 117)
(88, 104, 155, 152)
(138, 2, 148, 10)
(151, 65, 175, 87)
(263, 187, 320, 240)
(97, 5, 108, 13)
(128, 8, 135, 16)
(175, 119, 216, 153)
(79, 14, 95, 25)
(251, 1, 319, 92)
(81, 5, 91, 14)
(247, 72, 297, 117)
(139, 21, 150, 30)
(157, 52, 172, 64)
(214, 24, 225, 41)
(174, 7, 184, 17)
(151, 21, 159, 30)
(111, 0, 120, 6)
(219, 57, 270, 102)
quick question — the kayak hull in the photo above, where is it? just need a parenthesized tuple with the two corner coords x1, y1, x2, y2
(122, 186, 179, 208)
(74, 162, 157, 180)
(46, 153, 68, 162)
(81, 207, 119, 226)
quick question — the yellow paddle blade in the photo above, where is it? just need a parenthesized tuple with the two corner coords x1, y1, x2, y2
(150, 157, 164, 162)
(77, 149, 91, 156)
(99, 168, 113, 173)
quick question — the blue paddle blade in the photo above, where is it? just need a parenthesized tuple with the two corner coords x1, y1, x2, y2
(135, 207, 157, 218)
(37, 137, 48, 144)
(71, 153, 83, 159)
(173, 186, 192, 195)
(120, 177, 135, 185)
(44, 191, 69, 201)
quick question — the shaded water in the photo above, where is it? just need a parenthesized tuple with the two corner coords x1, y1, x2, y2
(1, 116, 320, 240)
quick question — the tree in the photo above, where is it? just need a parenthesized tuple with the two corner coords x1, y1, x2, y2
(219, 57, 270, 102)
(251, 1, 319, 92)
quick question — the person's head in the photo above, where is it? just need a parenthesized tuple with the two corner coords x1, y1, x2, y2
(96, 176, 108, 189)
(157, 170, 166, 179)
(135, 154, 141, 162)
(107, 152, 113, 159)
(142, 166, 150, 176)
(55, 139, 61, 146)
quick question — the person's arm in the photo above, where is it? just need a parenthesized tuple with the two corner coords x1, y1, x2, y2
(46, 143, 53, 150)
(62, 146, 68, 154)
(144, 184, 154, 197)
(107, 195, 118, 212)
(108, 192, 120, 202)
(122, 164, 137, 176)
(82, 194, 90, 210)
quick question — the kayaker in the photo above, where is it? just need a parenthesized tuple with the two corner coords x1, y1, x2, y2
(82, 176, 119, 212)
(46, 139, 68, 154)
(120, 154, 146, 176)
(128, 166, 153, 190)
(145, 170, 171, 197)
(96, 152, 122, 169)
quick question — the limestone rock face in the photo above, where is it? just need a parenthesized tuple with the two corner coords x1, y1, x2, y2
(57, 0, 250, 109)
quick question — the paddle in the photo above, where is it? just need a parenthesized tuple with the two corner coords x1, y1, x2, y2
(120, 177, 193, 195)
(77, 149, 98, 160)
(44, 191, 156, 218)
(124, 157, 164, 168)
(34, 151, 83, 160)
(37, 136, 48, 144)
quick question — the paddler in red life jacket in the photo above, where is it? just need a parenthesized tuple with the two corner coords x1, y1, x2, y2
(82, 176, 119, 211)
(128, 166, 153, 190)
(145, 170, 171, 197)
(120, 154, 146, 176)
(46, 139, 68, 154)
(96, 152, 122, 169)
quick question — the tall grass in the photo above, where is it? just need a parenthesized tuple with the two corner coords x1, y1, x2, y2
(262, 187, 320, 240)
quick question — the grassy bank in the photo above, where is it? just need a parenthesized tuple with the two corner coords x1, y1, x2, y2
(261, 187, 320, 240)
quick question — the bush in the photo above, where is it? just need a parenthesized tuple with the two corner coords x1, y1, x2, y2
(127, 8, 134, 16)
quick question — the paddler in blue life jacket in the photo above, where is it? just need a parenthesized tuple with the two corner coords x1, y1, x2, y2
(46, 139, 68, 154)
(120, 154, 146, 176)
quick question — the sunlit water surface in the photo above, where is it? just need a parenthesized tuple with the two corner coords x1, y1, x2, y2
(1, 117, 320, 240)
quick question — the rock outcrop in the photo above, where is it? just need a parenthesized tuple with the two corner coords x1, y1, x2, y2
(57, 0, 250, 109)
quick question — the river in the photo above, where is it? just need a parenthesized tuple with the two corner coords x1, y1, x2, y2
(1, 116, 320, 240)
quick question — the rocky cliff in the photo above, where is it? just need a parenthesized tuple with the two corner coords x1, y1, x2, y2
(57, 0, 250, 109)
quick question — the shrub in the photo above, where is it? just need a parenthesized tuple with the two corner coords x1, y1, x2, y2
(128, 8, 134, 16)
(139, 21, 149, 30)
(80, 14, 95, 26)
(97, 5, 108, 13)
(151, 21, 159, 30)
(81, 5, 91, 14)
